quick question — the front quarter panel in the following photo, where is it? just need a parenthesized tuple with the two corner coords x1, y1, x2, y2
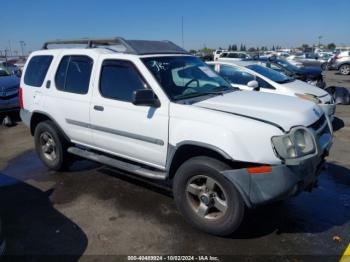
(169, 103, 284, 165)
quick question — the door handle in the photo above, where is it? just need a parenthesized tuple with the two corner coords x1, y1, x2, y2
(46, 80, 51, 89)
(94, 105, 104, 111)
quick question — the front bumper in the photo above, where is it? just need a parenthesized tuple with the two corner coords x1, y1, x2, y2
(222, 116, 333, 208)
(319, 103, 336, 121)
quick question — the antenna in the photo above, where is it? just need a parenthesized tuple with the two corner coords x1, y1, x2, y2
(181, 16, 184, 48)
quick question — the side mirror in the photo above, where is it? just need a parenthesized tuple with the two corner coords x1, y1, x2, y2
(132, 89, 160, 107)
(247, 80, 260, 91)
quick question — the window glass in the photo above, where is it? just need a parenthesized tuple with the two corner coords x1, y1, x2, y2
(247, 64, 291, 84)
(55, 56, 93, 94)
(256, 77, 275, 89)
(24, 55, 53, 87)
(219, 65, 255, 85)
(142, 56, 233, 101)
(100, 60, 147, 102)
(55, 56, 69, 90)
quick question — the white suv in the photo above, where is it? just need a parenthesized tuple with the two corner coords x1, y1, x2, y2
(20, 38, 333, 236)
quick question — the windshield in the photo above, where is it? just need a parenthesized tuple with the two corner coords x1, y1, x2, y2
(247, 64, 294, 84)
(275, 59, 299, 72)
(142, 56, 234, 101)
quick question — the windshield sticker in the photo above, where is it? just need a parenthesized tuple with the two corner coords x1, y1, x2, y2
(199, 66, 219, 78)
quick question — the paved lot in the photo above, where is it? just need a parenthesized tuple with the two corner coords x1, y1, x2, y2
(0, 71, 349, 261)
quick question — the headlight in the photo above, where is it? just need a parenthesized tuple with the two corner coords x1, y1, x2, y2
(272, 127, 316, 159)
(295, 93, 322, 104)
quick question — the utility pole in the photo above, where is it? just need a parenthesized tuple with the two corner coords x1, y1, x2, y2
(19, 41, 26, 57)
(181, 16, 184, 48)
(8, 40, 12, 57)
(318, 36, 322, 48)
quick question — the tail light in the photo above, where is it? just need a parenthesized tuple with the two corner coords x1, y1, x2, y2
(19, 87, 24, 109)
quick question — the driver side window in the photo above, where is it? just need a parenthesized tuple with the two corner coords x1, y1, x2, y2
(220, 65, 255, 85)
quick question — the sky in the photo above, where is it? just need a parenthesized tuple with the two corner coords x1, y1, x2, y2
(1, 0, 349, 54)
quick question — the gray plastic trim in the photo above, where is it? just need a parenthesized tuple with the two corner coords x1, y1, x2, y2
(66, 119, 164, 146)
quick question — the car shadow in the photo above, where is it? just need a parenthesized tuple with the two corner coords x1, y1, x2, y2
(230, 162, 350, 239)
(0, 173, 88, 260)
(97, 162, 350, 240)
(332, 116, 345, 132)
(0, 111, 21, 128)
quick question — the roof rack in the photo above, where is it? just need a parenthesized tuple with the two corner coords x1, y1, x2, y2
(42, 37, 189, 55)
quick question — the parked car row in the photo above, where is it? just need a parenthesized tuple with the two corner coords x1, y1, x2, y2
(19, 38, 333, 236)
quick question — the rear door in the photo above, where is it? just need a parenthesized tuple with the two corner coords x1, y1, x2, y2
(43, 53, 96, 145)
(21, 54, 54, 112)
(90, 58, 169, 169)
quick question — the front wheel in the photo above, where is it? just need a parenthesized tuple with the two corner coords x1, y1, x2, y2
(339, 64, 350, 75)
(173, 156, 245, 236)
(34, 120, 72, 171)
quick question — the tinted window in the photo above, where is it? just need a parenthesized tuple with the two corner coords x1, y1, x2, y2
(55, 56, 93, 94)
(100, 60, 147, 102)
(256, 77, 275, 89)
(247, 64, 292, 84)
(24, 55, 53, 87)
(219, 65, 255, 85)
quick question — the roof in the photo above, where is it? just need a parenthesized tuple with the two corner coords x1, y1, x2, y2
(42, 37, 189, 55)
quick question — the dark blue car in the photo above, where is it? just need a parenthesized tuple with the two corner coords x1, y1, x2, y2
(253, 56, 325, 88)
(0, 67, 20, 113)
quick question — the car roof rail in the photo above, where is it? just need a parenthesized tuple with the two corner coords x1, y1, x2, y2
(42, 37, 189, 55)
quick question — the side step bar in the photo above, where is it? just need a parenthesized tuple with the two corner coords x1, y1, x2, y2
(68, 147, 166, 180)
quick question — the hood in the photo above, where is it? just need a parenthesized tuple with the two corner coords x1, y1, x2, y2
(0, 75, 20, 92)
(281, 79, 328, 97)
(194, 91, 323, 131)
(298, 66, 322, 75)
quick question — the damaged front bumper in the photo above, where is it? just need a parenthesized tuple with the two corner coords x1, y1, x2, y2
(221, 115, 333, 208)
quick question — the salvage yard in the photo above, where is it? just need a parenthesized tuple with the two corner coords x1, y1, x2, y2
(0, 71, 349, 260)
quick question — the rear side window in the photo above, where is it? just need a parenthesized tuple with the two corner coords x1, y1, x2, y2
(99, 60, 147, 102)
(55, 55, 93, 94)
(24, 55, 53, 87)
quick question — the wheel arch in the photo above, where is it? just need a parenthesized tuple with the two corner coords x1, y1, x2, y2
(30, 111, 70, 142)
(166, 141, 240, 180)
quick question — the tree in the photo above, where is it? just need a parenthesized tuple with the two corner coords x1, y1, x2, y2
(272, 45, 275, 51)
(240, 44, 243, 51)
(228, 45, 232, 51)
(248, 47, 256, 52)
(232, 44, 237, 51)
(301, 44, 309, 49)
(327, 43, 336, 50)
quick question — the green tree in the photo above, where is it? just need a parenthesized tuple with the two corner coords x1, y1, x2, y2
(232, 44, 237, 51)
(248, 47, 256, 52)
(189, 49, 197, 54)
(327, 43, 336, 50)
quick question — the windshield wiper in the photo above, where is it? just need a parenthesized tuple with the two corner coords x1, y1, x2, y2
(174, 90, 226, 100)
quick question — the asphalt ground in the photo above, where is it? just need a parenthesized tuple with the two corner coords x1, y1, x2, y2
(0, 70, 349, 262)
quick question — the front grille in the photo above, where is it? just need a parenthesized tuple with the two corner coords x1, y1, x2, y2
(309, 114, 326, 131)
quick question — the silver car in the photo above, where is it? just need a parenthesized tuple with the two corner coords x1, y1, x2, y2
(328, 51, 350, 75)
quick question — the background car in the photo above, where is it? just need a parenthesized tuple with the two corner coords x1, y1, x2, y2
(327, 51, 350, 75)
(207, 61, 336, 120)
(218, 51, 251, 62)
(0, 67, 20, 114)
(254, 56, 325, 88)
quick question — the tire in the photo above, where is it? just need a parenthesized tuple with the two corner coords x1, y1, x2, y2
(34, 120, 72, 171)
(173, 156, 245, 236)
(339, 64, 350, 75)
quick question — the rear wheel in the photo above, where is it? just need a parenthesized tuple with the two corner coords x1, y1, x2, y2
(173, 156, 245, 236)
(34, 120, 72, 171)
(339, 64, 350, 75)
